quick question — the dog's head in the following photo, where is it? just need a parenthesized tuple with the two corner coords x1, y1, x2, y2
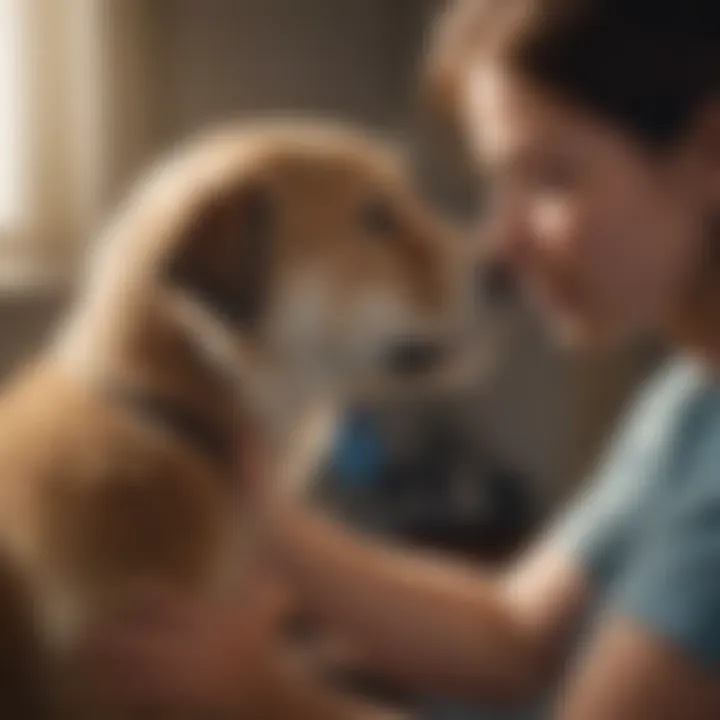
(124, 122, 477, 402)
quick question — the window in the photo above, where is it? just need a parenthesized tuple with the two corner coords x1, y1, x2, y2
(0, 0, 22, 231)
(0, 0, 154, 289)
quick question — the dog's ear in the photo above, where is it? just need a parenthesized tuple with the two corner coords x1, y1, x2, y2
(164, 183, 275, 330)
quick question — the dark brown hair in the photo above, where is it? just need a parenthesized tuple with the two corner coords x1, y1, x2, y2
(429, 0, 720, 148)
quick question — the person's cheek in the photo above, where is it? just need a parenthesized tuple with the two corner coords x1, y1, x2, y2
(539, 200, 621, 335)
(585, 202, 659, 336)
(643, 203, 702, 316)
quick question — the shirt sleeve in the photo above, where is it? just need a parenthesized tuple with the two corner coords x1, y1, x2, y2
(608, 418, 720, 669)
(548, 359, 704, 588)
(548, 398, 665, 586)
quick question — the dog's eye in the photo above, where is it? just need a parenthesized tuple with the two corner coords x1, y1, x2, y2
(359, 197, 397, 239)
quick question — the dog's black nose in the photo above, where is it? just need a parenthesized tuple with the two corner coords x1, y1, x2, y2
(475, 260, 517, 307)
(385, 339, 446, 376)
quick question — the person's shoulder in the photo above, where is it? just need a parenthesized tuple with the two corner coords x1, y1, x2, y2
(673, 361, 720, 496)
(661, 357, 720, 454)
(609, 359, 720, 668)
(636, 355, 712, 417)
(622, 355, 719, 448)
(634, 355, 720, 508)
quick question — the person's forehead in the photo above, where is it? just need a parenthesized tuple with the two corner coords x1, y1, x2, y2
(462, 62, 585, 163)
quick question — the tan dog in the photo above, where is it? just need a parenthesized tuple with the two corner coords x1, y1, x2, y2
(0, 121, 475, 718)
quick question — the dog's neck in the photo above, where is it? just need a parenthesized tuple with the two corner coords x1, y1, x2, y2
(158, 287, 341, 449)
(52, 286, 330, 464)
(53, 287, 243, 454)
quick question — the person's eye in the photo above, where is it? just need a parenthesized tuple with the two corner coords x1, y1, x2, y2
(530, 159, 577, 194)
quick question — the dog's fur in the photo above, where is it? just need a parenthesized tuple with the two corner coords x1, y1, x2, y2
(0, 121, 474, 718)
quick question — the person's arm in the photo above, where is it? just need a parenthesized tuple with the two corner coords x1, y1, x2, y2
(555, 463, 720, 719)
(81, 576, 408, 719)
(268, 505, 589, 703)
(259, 382, 652, 703)
(555, 617, 720, 719)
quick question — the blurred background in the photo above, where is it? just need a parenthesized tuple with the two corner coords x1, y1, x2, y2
(0, 0, 657, 580)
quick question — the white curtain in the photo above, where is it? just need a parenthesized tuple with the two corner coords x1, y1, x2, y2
(0, 0, 155, 289)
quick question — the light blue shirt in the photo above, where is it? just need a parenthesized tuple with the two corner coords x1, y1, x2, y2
(427, 356, 720, 718)
(557, 355, 720, 667)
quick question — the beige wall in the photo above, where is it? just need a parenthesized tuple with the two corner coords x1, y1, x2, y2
(151, 0, 417, 148)
(0, 293, 67, 378)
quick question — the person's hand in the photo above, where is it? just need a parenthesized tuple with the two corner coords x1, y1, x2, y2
(234, 417, 303, 569)
(236, 402, 336, 505)
(81, 583, 282, 715)
(236, 417, 274, 508)
(80, 582, 409, 720)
